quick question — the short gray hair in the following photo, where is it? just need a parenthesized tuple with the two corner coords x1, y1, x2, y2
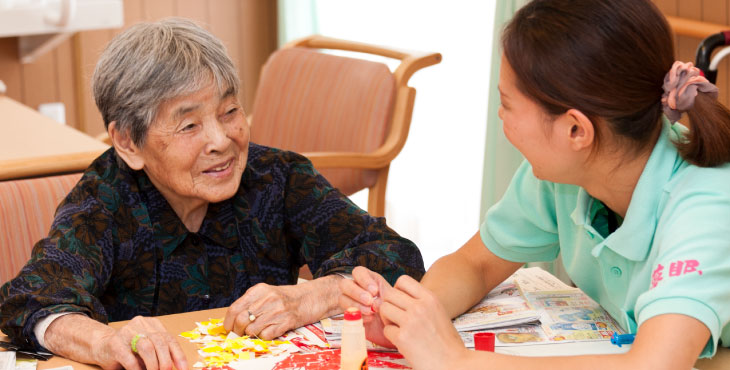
(92, 17, 239, 147)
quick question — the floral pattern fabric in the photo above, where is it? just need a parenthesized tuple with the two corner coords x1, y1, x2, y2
(0, 144, 425, 349)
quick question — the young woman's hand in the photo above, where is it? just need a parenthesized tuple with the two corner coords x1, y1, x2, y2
(339, 266, 396, 348)
(378, 275, 469, 370)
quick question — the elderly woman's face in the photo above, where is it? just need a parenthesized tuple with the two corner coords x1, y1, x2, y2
(137, 81, 249, 209)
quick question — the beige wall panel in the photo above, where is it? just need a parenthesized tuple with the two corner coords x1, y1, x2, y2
(119, 0, 144, 34)
(175, 0, 210, 27)
(55, 39, 78, 129)
(653, 0, 680, 58)
(144, 0, 176, 21)
(674, 1, 701, 126)
(75, 30, 113, 136)
(240, 0, 278, 114)
(676, 2, 701, 64)
(0, 0, 274, 136)
(703, 0, 728, 106)
(20, 49, 58, 114)
(0, 38, 23, 101)
(209, 0, 244, 106)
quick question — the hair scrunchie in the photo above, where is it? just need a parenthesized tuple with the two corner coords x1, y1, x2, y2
(662, 61, 719, 122)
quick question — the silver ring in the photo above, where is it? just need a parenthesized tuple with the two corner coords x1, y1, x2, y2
(248, 310, 256, 322)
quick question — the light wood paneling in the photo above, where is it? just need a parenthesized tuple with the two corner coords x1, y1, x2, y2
(175, 0, 210, 27)
(75, 29, 114, 135)
(0, 37, 22, 101)
(20, 46, 57, 113)
(55, 39, 78, 129)
(209, 0, 244, 108)
(0, 0, 277, 136)
(240, 0, 278, 113)
(703, 0, 728, 104)
(144, 0, 176, 21)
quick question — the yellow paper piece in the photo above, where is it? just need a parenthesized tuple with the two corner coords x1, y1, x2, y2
(208, 324, 227, 336)
(201, 345, 223, 353)
(180, 318, 296, 367)
(180, 331, 201, 339)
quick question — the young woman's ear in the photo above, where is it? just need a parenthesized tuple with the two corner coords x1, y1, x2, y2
(562, 108, 595, 152)
(108, 121, 145, 170)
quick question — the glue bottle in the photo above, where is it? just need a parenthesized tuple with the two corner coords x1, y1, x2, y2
(341, 307, 368, 370)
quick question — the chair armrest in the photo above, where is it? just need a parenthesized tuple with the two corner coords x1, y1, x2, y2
(285, 35, 441, 85)
(304, 152, 390, 170)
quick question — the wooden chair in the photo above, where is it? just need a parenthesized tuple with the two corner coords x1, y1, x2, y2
(250, 35, 441, 218)
(0, 173, 82, 285)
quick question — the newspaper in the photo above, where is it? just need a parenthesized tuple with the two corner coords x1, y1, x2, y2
(319, 267, 623, 351)
(457, 267, 624, 348)
(13, 358, 35, 370)
(527, 290, 622, 342)
(451, 278, 540, 331)
(0, 352, 15, 370)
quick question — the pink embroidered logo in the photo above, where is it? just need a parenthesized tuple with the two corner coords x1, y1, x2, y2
(651, 260, 703, 288)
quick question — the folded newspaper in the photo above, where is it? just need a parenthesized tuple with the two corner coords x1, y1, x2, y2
(457, 267, 624, 347)
(452, 271, 544, 331)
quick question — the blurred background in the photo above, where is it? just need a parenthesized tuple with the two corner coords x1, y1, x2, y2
(0, 0, 726, 269)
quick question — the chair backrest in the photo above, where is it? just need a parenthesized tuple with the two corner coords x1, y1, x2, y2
(251, 47, 396, 195)
(0, 173, 82, 284)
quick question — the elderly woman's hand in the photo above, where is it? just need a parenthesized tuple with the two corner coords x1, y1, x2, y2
(95, 316, 188, 370)
(223, 275, 343, 339)
(44, 314, 188, 370)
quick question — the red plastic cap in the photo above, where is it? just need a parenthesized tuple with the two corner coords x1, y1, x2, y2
(344, 307, 362, 320)
(474, 332, 495, 352)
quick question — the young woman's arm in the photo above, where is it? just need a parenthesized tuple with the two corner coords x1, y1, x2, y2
(380, 275, 709, 370)
(420, 231, 523, 318)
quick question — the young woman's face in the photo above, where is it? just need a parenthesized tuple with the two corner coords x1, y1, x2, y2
(497, 55, 575, 183)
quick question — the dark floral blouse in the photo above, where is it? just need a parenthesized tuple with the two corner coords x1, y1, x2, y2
(0, 143, 425, 349)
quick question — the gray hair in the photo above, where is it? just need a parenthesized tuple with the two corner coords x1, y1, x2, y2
(92, 17, 239, 147)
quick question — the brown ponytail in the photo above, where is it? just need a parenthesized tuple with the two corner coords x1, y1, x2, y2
(682, 92, 730, 166)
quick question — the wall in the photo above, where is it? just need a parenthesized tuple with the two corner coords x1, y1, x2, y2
(0, 0, 277, 136)
(654, 0, 730, 108)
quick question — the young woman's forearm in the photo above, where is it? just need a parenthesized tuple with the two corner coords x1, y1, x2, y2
(421, 253, 492, 318)
(421, 232, 523, 318)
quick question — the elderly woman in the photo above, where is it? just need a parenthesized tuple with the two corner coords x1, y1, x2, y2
(0, 18, 424, 370)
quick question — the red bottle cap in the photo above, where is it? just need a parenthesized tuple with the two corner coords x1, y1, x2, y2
(344, 307, 362, 320)
(474, 332, 495, 352)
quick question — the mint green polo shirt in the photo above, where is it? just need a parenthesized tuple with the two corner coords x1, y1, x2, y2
(480, 119, 730, 357)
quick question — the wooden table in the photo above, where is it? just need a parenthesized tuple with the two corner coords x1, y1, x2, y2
(0, 96, 109, 180)
(0, 306, 727, 369)
(34, 307, 227, 370)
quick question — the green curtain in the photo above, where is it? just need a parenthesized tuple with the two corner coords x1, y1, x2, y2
(479, 0, 529, 221)
(277, 0, 318, 47)
(479, 0, 571, 284)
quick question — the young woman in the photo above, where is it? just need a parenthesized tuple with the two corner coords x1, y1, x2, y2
(340, 0, 730, 368)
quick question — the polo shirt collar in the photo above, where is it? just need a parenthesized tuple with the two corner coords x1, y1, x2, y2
(585, 119, 679, 261)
